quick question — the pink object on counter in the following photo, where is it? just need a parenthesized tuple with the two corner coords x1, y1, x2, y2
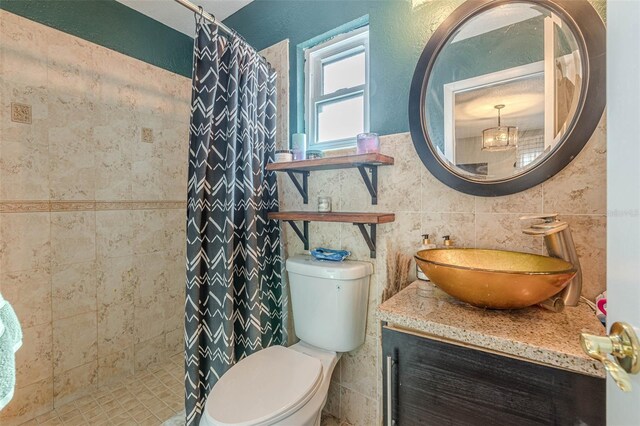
(356, 133, 380, 154)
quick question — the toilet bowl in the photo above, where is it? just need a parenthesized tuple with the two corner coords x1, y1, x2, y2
(200, 342, 338, 426)
(199, 255, 373, 426)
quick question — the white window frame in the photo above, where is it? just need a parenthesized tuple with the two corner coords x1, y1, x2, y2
(304, 26, 369, 151)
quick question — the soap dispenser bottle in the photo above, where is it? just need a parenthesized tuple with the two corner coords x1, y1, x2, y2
(442, 235, 453, 248)
(416, 234, 436, 281)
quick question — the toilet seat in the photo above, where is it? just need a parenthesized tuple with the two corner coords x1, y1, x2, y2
(203, 345, 323, 426)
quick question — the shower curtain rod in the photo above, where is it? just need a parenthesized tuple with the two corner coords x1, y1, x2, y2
(173, 0, 271, 67)
(173, 0, 236, 38)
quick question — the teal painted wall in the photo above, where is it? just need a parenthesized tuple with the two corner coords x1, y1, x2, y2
(224, 0, 605, 140)
(223, 0, 466, 138)
(0, 0, 193, 77)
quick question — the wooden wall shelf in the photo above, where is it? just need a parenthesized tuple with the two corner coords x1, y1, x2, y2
(268, 211, 395, 224)
(267, 153, 394, 205)
(266, 153, 394, 172)
(268, 211, 395, 258)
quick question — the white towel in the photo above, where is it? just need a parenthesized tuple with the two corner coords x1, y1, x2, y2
(0, 292, 23, 411)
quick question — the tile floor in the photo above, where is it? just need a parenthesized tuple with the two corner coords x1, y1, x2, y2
(20, 352, 351, 426)
(24, 354, 184, 426)
(320, 414, 353, 426)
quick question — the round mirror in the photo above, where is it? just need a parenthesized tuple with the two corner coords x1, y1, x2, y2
(409, 0, 605, 196)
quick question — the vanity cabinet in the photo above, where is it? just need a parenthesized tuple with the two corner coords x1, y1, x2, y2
(382, 326, 605, 426)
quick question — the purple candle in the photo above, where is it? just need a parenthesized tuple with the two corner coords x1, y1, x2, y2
(356, 133, 380, 154)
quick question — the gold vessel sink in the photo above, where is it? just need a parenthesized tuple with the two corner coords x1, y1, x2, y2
(415, 249, 577, 309)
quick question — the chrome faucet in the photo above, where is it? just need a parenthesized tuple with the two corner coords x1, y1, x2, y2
(521, 214, 582, 310)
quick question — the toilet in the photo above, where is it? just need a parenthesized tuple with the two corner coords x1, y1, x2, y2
(200, 255, 373, 426)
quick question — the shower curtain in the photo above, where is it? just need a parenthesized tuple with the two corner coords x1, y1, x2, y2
(184, 22, 284, 425)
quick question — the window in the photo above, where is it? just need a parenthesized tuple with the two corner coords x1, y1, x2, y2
(305, 26, 369, 150)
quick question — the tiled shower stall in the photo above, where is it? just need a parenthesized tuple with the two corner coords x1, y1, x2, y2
(0, 11, 189, 425)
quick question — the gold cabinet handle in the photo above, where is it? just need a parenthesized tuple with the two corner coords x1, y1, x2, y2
(580, 322, 640, 392)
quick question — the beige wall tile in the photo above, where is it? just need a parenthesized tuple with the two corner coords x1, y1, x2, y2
(96, 210, 134, 258)
(0, 138, 50, 201)
(0, 267, 51, 327)
(53, 361, 98, 407)
(475, 185, 543, 214)
(134, 334, 166, 372)
(323, 380, 341, 418)
(94, 119, 134, 201)
(52, 261, 97, 320)
(421, 212, 476, 248)
(0, 84, 50, 201)
(97, 347, 134, 387)
(163, 288, 184, 336)
(340, 338, 378, 398)
(133, 252, 169, 305)
(543, 117, 607, 215)
(132, 209, 175, 255)
(97, 301, 134, 357)
(337, 171, 372, 211)
(15, 323, 53, 389)
(133, 252, 172, 343)
(96, 256, 135, 308)
(0, 212, 51, 273)
(164, 328, 183, 357)
(0, 378, 53, 426)
(377, 134, 422, 212)
(46, 37, 101, 103)
(0, 10, 48, 86)
(364, 277, 380, 338)
(278, 173, 306, 211)
(50, 211, 96, 266)
(53, 312, 98, 374)
(475, 213, 543, 254)
(377, 212, 422, 257)
(0, 82, 49, 144)
(135, 300, 166, 344)
(48, 123, 96, 201)
(421, 165, 475, 213)
(339, 387, 377, 426)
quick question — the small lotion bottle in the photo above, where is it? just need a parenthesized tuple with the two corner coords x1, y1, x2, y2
(416, 234, 435, 281)
(416, 234, 437, 297)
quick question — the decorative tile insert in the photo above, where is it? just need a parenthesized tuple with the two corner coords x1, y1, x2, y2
(10, 102, 32, 124)
(141, 127, 154, 144)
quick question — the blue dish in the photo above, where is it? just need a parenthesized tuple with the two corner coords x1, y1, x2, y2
(310, 248, 351, 262)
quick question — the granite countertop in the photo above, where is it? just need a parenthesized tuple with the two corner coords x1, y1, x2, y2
(377, 281, 606, 378)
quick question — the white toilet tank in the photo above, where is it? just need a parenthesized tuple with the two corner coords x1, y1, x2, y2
(286, 255, 373, 353)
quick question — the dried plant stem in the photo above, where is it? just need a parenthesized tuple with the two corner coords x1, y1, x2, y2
(382, 241, 413, 302)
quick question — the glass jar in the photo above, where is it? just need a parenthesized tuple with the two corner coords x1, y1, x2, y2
(356, 133, 380, 154)
(317, 196, 332, 212)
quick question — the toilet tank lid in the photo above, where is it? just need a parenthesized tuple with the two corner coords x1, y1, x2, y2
(286, 255, 373, 280)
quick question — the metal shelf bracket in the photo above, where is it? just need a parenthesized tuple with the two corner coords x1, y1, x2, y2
(354, 223, 377, 258)
(286, 171, 309, 204)
(286, 220, 309, 250)
(357, 165, 379, 205)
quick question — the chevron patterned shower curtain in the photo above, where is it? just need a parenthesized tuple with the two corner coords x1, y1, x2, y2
(184, 23, 284, 425)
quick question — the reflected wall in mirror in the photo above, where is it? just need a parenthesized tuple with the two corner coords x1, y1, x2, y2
(409, 0, 605, 196)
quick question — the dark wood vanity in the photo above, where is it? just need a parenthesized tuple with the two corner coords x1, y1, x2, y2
(378, 282, 607, 426)
(382, 326, 605, 426)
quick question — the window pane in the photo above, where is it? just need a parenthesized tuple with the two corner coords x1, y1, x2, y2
(317, 95, 364, 143)
(322, 52, 365, 94)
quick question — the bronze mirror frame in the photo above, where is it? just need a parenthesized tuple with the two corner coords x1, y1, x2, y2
(408, 0, 606, 196)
